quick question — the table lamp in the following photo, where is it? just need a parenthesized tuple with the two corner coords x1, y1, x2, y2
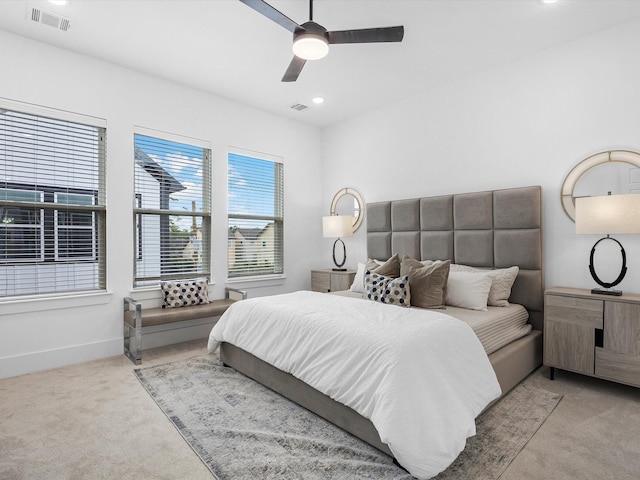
(322, 215, 354, 271)
(575, 193, 640, 295)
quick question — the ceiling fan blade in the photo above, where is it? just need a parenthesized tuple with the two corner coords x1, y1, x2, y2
(328, 26, 404, 44)
(282, 56, 306, 82)
(239, 0, 300, 33)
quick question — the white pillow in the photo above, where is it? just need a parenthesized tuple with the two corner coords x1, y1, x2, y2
(450, 264, 519, 307)
(349, 262, 367, 293)
(445, 271, 492, 311)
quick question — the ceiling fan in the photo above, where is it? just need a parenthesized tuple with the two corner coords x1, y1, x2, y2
(239, 0, 405, 82)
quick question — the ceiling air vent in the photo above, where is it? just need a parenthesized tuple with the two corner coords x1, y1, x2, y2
(29, 6, 71, 32)
(289, 103, 308, 111)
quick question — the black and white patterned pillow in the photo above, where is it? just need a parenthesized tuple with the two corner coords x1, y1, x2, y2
(160, 278, 210, 308)
(364, 271, 410, 307)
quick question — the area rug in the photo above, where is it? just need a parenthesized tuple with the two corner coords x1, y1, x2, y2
(135, 356, 562, 480)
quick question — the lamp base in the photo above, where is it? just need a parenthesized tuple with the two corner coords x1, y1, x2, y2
(591, 288, 623, 296)
(332, 238, 347, 270)
(588, 236, 627, 297)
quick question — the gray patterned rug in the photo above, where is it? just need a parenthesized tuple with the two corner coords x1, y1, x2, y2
(135, 356, 561, 480)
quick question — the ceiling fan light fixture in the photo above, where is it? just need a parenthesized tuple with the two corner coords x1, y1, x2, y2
(239, 0, 404, 82)
(292, 34, 329, 60)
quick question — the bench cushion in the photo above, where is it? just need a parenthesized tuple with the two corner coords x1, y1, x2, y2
(124, 299, 235, 328)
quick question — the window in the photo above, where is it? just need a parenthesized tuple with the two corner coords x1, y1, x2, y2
(0, 105, 106, 297)
(0, 189, 43, 262)
(55, 193, 96, 260)
(135, 194, 142, 261)
(133, 132, 211, 286)
(228, 151, 284, 278)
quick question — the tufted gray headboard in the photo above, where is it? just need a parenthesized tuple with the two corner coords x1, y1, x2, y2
(366, 186, 543, 330)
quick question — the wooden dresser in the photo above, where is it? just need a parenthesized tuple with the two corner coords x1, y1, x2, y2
(544, 287, 640, 388)
(311, 269, 356, 293)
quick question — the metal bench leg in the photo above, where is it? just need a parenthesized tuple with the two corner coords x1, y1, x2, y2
(124, 297, 143, 365)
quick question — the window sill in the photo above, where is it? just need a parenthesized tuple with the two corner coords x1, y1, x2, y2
(226, 274, 286, 289)
(129, 285, 163, 301)
(0, 290, 113, 316)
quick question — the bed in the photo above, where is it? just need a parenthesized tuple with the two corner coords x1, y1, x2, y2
(209, 185, 544, 478)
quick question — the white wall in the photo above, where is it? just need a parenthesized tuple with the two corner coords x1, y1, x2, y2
(0, 30, 324, 378)
(5, 17, 640, 379)
(321, 19, 640, 294)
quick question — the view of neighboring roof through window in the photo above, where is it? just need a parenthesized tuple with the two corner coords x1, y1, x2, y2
(228, 151, 284, 278)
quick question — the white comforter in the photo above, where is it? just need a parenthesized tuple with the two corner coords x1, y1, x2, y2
(207, 291, 501, 479)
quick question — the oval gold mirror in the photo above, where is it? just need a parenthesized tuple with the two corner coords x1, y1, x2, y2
(561, 150, 640, 221)
(330, 188, 364, 232)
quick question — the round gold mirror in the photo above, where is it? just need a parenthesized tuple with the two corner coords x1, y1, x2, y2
(330, 188, 364, 232)
(561, 150, 640, 221)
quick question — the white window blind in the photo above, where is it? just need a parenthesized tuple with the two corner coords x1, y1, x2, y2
(228, 151, 284, 278)
(0, 107, 106, 297)
(133, 132, 211, 286)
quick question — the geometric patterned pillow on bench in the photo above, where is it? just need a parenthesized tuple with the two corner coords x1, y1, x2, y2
(160, 278, 210, 308)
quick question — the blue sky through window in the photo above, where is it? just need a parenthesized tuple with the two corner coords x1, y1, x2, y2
(134, 139, 279, 231)
(228, 152, 279, 229)
(134, 134, 205, 231)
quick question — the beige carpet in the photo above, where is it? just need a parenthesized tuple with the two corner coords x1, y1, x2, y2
(2, 339, 640, 479)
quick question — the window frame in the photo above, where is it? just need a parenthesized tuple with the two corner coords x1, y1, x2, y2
(54, 192, 97, 262)
(1, 186, 100, 264)
(0, 187, 45, 263)
(227, 149, 284, 279)
(132, 127, 212, 287)
(135, 193, 142, 261)
(0, 100, 106, 298)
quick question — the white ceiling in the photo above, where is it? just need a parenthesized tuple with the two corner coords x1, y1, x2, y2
(2, 0, 640, 127)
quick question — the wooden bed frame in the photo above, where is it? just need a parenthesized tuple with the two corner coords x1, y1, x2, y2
(221, 185, 544, 456)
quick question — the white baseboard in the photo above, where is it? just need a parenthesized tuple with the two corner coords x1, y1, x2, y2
(0, 338, 122, 380)
(1, 319, 218, 380)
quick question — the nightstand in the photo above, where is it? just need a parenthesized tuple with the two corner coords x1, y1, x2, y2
(311, 269, 356, 293)
(544, 287, 640, 388)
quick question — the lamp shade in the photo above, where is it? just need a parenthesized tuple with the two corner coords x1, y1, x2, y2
(322, 215, 354, 238)
(576, 194, 640, 234)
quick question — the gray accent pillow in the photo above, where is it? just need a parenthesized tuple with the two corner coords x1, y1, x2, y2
(364, 271, 410, 307)
(400, 254, 450, 309)
(366, 253, 400, 278)
(449, 264, 519, 307)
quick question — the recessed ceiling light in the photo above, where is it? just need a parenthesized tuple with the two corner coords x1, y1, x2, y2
(312, 97, 325, 105)
(49, 0, 68, 5)
(541, 0, 559, 4)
